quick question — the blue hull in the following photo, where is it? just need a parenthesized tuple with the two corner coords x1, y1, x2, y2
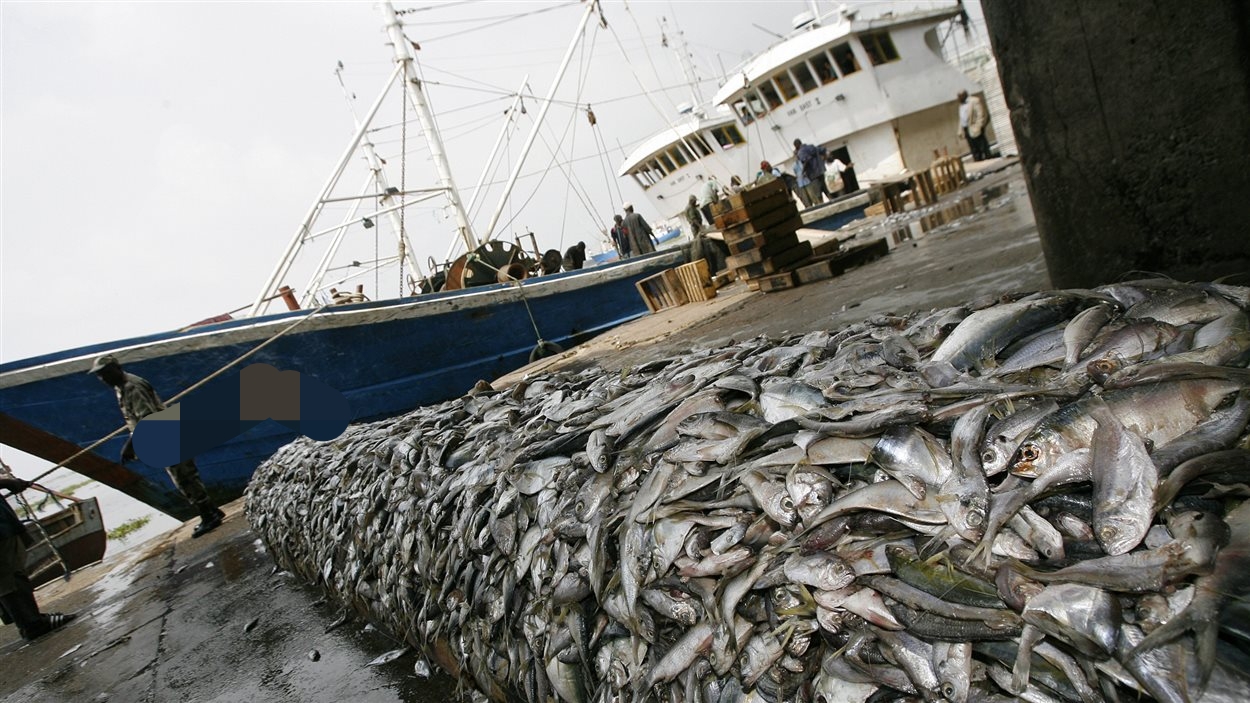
(0, 250, 685, 519)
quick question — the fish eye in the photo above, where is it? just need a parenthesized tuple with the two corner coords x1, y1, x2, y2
(966, 510, 985, 527)
(981, 449, 997, 464)
(1019, 445, 1040, 461)
(941, 683, 956, 699)
(782, 497, 795, 511)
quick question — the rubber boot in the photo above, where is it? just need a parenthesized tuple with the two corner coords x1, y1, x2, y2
(191, 504, 225, 539)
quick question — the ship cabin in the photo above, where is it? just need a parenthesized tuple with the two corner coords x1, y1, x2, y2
(619, 4, 982, 222)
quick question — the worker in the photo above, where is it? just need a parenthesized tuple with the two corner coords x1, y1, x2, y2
(90, 355, 226, 538)
(0, 475, 77, 640)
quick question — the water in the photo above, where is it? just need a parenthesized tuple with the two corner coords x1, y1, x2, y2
(3, 447, 181, 560)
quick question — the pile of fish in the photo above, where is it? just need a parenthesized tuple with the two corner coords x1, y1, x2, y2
(246, 277, 1250, 703)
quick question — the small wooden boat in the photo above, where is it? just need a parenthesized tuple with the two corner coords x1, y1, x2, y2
(19, 489, 107, 588)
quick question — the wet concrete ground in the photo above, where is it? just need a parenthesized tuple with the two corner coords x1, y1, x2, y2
(3, 161, 1045, 701)
(0, 502, 457, 702)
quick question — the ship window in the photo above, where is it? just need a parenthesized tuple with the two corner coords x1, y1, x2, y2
(648, 158, 666, 177)
(711, 124, 744, 148)
(758, 81, 783, 110)
(792, 62, 818, 93)
(862, 31, 899, 65)
(746, 91, 769, 117)
(734, 100, 755, 126)
(668, 146, 689, 167)
(773, 71, 799, 102)
(689, 134, 713, 157)
(810, 52, 838, 84)
(658, 153, 676, 172)
(831, 43, 860, 76)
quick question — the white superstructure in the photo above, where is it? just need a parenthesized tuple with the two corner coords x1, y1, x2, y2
(619, 4, 982, 222)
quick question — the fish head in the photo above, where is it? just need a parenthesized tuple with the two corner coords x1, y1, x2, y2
(1085, 357, 1122, 385)
(1009, 440, 1045, 477)
(945, 493, 989, 543)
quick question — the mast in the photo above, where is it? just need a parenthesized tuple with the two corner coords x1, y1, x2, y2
(333, 62, 425, 281)
(480, 0, 601, 242)
(381, 1, 477, 254)
(247, 62, 405, 317)
(661, 16, 703, 110)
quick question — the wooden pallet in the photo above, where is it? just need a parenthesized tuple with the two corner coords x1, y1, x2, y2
(794, 239, 891, 284)
(723, 215, 804, 254)
(721, 203, 801, 241)
(674, 259, 715, 302)
(712, 189, 794, 230)
(710, 178, 788, 216)
(756, 270, 798, 292)
(723, 231, 800, 265)
(634, 269, 688, 312)
(734, 241, 813, 279)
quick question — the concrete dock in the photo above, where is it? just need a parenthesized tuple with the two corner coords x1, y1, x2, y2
(2, 161, 1047, 701)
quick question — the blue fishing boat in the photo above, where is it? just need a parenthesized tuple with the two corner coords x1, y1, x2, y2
(0, 1, 685, 520)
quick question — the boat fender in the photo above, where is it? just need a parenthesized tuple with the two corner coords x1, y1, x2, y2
(529, 340, 563, 363)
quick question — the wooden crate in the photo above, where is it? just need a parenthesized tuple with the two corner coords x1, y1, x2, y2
(710, 178, 788, 216)
(864, 201, 887, 217)
(634, 269, 688, 312)
(712, 189, 794, 229)
(735, 241, 813, 280)
(721, 203, 801, 241)
(674, 259, 715, 302)
(930, 155, 966, 195)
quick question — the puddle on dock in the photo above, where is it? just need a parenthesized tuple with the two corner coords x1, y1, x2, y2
(849, 181, 1020, 250)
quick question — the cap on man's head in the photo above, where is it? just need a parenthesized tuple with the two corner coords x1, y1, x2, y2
(761, 160, 771, 170)
(89, 354, 120, 374)
(622, 201, 633, 211)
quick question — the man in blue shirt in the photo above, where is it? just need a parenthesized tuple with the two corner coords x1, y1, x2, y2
(794, 138, 828, 207)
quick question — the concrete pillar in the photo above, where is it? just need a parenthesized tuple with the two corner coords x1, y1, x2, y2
(982, 0, 1250, 288)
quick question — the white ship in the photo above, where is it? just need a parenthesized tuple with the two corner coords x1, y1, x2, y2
(619, 2, 985, 222)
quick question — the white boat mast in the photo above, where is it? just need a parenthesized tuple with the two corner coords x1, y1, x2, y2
(381, 1, 477, 254)
(248, 62, 405, 317)
(480, 0, 601, 242)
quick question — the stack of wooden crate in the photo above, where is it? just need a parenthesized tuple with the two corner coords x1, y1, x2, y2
(711, 179, 813, 292)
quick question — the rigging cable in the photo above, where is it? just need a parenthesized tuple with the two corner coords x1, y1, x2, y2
(400, 64, 408, 296)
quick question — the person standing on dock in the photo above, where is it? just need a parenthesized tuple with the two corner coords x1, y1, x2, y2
(698, 175, 722, 227)
(957, 90, 991, 161)
(0, 476, 77, 641)
(610, 214, 631, 259)
(622, 202, 658, 255)
(794, 138, 828, 206)
(755, 160, 781, 185)
(685, 195, 703, 236)
(89, 355, 226, 539)
(823, 152, 854, 197)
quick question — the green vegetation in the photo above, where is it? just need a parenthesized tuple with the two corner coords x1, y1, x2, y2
(61, 479, 94, 496)
(107, 516, 152, 543)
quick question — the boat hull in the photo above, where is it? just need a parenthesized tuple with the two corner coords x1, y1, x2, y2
(0, 250, 685, 519)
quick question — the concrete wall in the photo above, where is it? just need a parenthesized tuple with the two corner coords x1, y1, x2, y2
(983, 0, 1250, 288)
